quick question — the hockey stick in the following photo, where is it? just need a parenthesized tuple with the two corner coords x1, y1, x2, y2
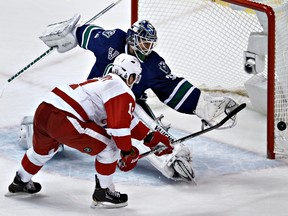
(0, 0, 123, 97)
(139, 103, 247, 159)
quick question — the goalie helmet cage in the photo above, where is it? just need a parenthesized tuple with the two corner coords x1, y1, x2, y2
(131, 0, 288, 159)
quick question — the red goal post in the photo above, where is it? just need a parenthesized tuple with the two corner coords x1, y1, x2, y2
(131, 0, 288, 159)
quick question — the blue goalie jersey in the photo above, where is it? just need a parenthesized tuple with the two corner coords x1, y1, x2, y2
(76, 25, 200, 114)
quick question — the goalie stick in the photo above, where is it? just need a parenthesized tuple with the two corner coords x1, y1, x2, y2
(0, 0, 123, 97)
(139, 103, 247, 159)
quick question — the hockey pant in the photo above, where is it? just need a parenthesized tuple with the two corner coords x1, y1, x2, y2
(17, 102, 119, 188)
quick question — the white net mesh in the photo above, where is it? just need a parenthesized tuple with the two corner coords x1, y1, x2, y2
(135, 0, 288, 156)
(273, 1, 288, 155)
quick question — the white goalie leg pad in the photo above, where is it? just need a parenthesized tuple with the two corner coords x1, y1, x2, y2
(145, 143, 194, 181)
(163, 143, 194, 181)
(195, 92, 239, 129)
(134, 104, 194, 181)
(39, 13, 81, 53)
(18, 116, 34, 150)
(145, 154, 175, 179)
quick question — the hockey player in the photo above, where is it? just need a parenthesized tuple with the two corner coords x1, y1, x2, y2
(21, 14, 239, 182)
(7, 54, 174, 208)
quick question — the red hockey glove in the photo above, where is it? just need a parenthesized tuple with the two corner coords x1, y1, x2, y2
(118, 146, 140, 172)
(144, 132, 174, 156)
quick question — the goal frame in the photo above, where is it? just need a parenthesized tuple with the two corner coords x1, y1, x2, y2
(131, 0, 276, 159)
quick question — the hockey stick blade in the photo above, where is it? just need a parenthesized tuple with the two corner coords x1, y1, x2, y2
(139, 103, 246, 159)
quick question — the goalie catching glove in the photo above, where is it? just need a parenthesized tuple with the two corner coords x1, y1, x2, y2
(118, 146, 140, 172)
(144, 131, 174, 156)
(39, 13, 81, 53)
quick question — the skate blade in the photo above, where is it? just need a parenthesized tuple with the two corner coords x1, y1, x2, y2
(90, 200, 128, 209)
(4, 191, 37, 197)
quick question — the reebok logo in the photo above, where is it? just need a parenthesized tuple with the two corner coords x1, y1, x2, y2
(105, 194, 113, 200)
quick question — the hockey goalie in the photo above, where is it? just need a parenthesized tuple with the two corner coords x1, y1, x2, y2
(18, 13, 240, 182)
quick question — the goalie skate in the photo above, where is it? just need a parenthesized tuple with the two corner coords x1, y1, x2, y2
(167, 144, 195, 182)
(173, 157, 196, 183)
(146, 143, 195, 182)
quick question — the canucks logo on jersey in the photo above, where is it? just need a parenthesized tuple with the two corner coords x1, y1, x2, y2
(159, 61, 176, 80)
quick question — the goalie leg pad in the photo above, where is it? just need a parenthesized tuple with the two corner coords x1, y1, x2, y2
(134, 103, 195, 181)
(146, 143, 195, 182)
(167, 143, 195, 182)
(173, 158, 195, 182)
(19, 116, 34, 149)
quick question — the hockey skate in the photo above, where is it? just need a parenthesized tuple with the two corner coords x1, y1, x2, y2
(6, 172, 41, 196)
(91, 175, 128, 209)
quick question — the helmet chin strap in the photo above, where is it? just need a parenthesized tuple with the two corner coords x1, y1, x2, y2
(134, 50, 146, 63)
(126, 75, 136, 88)
(127, 44, 146, 63)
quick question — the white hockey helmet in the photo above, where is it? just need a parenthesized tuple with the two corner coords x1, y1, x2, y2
(111, 53, 142, 87)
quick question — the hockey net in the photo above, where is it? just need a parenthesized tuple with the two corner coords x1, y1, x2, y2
(131, 0, 288, 159)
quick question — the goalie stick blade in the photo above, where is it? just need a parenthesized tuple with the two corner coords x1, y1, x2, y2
(90, 200, 128, 209)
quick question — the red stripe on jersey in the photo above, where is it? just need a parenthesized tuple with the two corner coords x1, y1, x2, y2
(95, 159, 117, 175)
(52, 87, 89, 121)
(112, 135, 132, 152)
(21, 154, 42, 175)
(105, 92, 135, 151)
(105, 93, 135, 128)
(131, 120, 150, 140)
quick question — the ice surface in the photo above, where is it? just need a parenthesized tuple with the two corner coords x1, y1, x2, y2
(1, 0, 288, 215)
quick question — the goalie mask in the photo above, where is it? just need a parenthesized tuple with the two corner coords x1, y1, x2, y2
(126, 20, 157, 62)
(111, 53, 142, 88)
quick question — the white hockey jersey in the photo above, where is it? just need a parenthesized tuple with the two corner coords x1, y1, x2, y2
(43, 73, 150, 151)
